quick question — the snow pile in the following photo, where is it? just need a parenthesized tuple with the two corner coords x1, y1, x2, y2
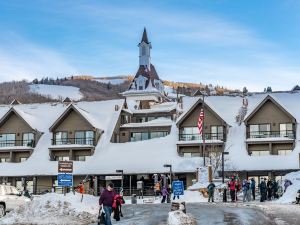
(277, 171, 300, 204)
(29, 84, 83, 100)
(188, 167, 208, 190)
(0, 193, 99, 225)
(168, 211, 196, 225)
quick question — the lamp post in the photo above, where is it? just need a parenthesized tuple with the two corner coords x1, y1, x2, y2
(222, 152, 229, 183)
(116, 169, 124, 191)
(164, 164, 172, 187)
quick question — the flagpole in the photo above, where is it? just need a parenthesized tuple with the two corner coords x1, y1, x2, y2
(202, 93, 206, 166)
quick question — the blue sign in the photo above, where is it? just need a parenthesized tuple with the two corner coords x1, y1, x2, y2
(172, 181, 184, 195)
(58, 173, 73, 187)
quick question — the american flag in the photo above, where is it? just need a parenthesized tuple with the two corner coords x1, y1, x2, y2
(197, 108, 204, 135)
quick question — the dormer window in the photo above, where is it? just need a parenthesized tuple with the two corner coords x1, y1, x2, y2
(135, 75, 147, 90)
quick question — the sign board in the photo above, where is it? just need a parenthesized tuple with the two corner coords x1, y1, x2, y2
(172, 181, 184, 196)
(105, 175, 122, 180)
(58, 161, 73, 173)
(58, 173, 73, 187)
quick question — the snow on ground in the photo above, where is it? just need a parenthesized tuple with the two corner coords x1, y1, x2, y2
(276, 171, 300, 204)
(0, 193, 99, 225)
(29, 84, 83, 100)
(168, 211, 196, 225)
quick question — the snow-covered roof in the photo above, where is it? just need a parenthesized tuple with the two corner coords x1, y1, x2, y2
(1, 92, 300, 176)
(244, 94, 296, 123)
(121, 118, 172, 128)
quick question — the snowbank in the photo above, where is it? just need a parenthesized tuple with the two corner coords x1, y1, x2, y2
(276, 171, 300, 204)
(29, 84, 83, 100)
(0, 193, 99, 225)
(168, 211, 196, 225)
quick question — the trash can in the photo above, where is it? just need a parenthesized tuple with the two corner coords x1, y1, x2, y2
(131, 194, 137, 204)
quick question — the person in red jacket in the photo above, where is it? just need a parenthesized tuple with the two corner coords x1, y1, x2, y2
(112, 194, 125, 221)
(229, 177, 236, 202)
(99, 183, 116, 225)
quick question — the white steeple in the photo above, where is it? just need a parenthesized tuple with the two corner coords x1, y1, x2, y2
(138, 28, 152, 69)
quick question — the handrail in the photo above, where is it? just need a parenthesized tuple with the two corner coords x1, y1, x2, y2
(247, 130, 295, 139)
(178, 133, 225, 141)
(0, 139, 35, 148)
(51, 138, 95, 146)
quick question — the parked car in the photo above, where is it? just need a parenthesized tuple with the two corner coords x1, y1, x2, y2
(0, 185, 31, 217)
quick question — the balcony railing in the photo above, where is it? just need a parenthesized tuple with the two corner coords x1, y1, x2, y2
(0, 140, 35, 148)
(51, 138, 95, 146)
(179, 133, 225, 142)
(247, 130, 295, 139)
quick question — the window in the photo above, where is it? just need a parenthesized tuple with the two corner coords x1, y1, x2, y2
(249, 124, 270, 138)
(0, 158, 9, 163)
(20, 157, 28, 162)
(280, 123, 293, 138)
(183, 152, 200, 157)
(75, 155, 90, 161)
(130, 132, 148, 142)
(75, 131, 94, 145)
(55, 156, 69, 161)
(278, 150, 292, 155)
(148, 116, 156, 121)
(181, 127, 200, 141)
(150, 131, 168, 139)
(23, 133, 34, 147)
(138, 117, 146, 123)
(0, 133, 16, 147)
(251, 151, 270, 156)
(211, 126, 224, 140)
(55, 132, 68, 145)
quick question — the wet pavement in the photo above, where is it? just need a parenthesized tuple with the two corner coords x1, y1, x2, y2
(93, 203, 277, 225)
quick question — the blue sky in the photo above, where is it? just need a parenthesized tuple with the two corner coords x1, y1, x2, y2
(0, 0, 300, 91)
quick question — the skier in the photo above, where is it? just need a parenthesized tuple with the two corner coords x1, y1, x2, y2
(99, 183, 116, 225)
(161, 186, 169, 203)
(207, 181, 216, 202)
(229, 177, 236, 202)
(250, 178, 256, 200)
(259, 178, 267, 202)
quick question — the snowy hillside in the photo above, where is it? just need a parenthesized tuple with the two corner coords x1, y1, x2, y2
(93, 77, 127, 85)
(29, 84, 83, 100)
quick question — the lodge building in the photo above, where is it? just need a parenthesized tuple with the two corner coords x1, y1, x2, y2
(0, 29, 299, 195)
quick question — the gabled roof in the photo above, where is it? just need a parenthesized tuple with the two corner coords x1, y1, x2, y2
(62, 97, 72, 103)
(0, 107, 37, 131)
(244, 94, 296, 123)
(141, 27, 149, 44)
(10, 99, 21, 105)
(176, 97, 228, 126)
(49, 104, 99, 132)
(131, 64, 161, 89)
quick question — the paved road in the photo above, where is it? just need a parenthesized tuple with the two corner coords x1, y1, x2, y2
(103, 203, 276, 225)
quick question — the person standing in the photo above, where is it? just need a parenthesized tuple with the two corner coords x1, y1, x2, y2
(259, 178, 267, 202)
(207, 181, 216, 202)
(242, 179, 248, 202)
(99, 183, 116, 225)
(154, 182, 161, 197)
(267, 179, 272, 200)
(284, 179, 293, 192)
(250, 178, 256, 200)
(229, 177, 236, 202)
(161, 186, 169, 203)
